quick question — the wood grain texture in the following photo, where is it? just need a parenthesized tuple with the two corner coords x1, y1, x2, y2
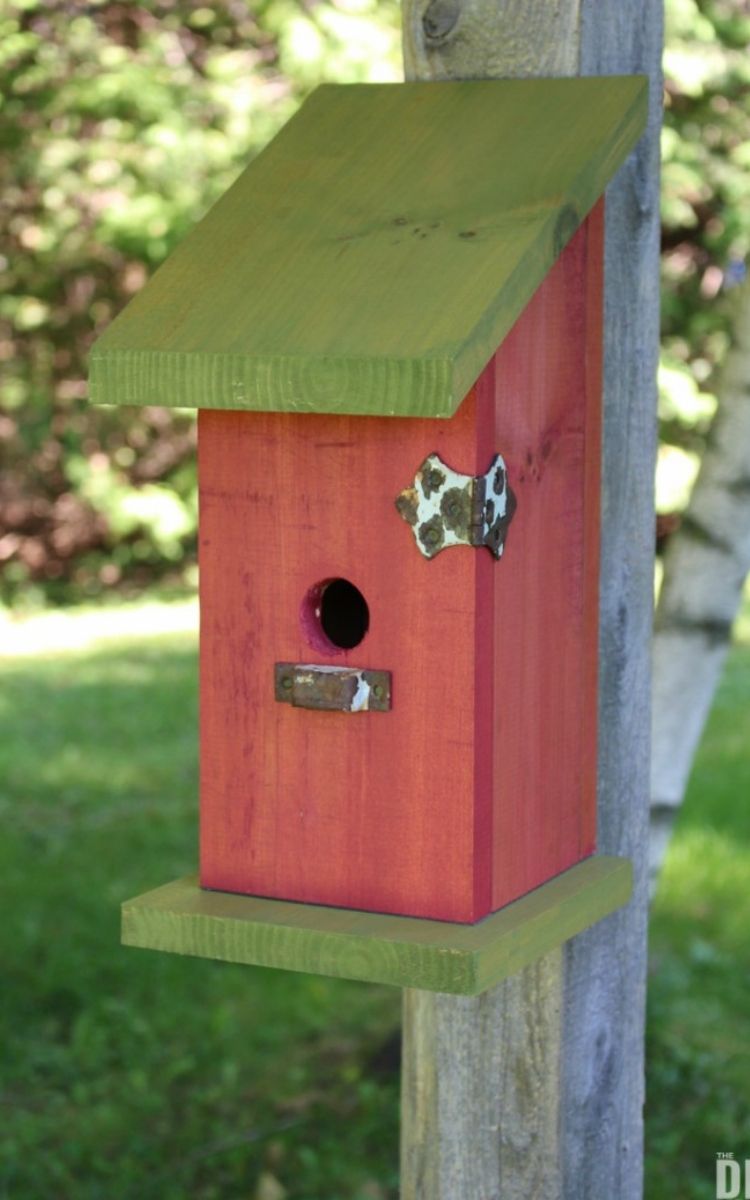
(198, 392, 490, 923)
(485, 202, 603, 909)
(402, 949, 563, 1197)
(404, 0, 582, 80)
(121, 856, 632, 995)
(88, 77, 646, 418)
(562, 10, 662, 1200)
(198, 214, 601, 923)
(401, 1, 662, 1197)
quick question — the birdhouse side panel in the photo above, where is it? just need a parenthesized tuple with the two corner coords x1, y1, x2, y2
(484, 201, 604, 910)
(197, 394, 495, 923)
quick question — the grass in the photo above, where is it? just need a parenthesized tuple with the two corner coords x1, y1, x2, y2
(0, 595, 748, 1198)
(0, 601, 399, 1200)
(646, 634, 750, 1198)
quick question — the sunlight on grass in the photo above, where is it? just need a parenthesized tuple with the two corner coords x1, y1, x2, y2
(656, 826, 750, 950)
(0, 594, 198, 658)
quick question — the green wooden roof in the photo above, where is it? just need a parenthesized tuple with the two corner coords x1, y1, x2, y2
(89, 76, 647, 419)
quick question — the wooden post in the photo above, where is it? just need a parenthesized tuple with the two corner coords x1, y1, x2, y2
(400, 3, 663, 1197)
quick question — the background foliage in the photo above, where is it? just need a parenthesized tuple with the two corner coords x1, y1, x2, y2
(2, 4, 749, 1198)
(0, 0, 399, 606)
(1, 0, 749, 604)
(658, 0, 750, 512)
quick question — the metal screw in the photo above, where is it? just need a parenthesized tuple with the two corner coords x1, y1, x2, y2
(424, 527, 441, 546)
(446, 501, 459, 518)
(427, 470, 443, 489)
(373, 684, 384, 700)
(281, 675, 293, 690)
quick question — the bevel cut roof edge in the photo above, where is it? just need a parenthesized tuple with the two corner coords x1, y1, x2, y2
(88, 75, 649, 419)
(89, 349, 457, 419)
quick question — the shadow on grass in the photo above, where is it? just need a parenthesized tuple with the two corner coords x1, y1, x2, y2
(1, 635, 400, 1200)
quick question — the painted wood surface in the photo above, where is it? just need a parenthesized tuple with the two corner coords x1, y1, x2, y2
(485, 200, 603, 909)
(198, 388, 489, 923)
(401, 2, 662, 1198)
(121, 857, 632, 995)
(89, 77, 646, 418)
(198, 210, 602, 923)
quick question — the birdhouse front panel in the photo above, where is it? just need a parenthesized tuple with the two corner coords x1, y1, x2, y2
(198, 204, 602, 924)
(198, 392, 490, 922)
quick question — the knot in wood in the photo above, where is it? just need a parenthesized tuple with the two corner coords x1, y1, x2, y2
(422, 0, 461, 45)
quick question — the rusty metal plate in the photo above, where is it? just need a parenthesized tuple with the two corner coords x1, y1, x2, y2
(395, 452, 517, 560)
(274, 663, 392, 713)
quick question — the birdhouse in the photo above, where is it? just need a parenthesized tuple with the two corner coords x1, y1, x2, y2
(90, 78, 647, 993)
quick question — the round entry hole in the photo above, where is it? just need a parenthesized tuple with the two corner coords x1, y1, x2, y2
(302, 577, 370, 651)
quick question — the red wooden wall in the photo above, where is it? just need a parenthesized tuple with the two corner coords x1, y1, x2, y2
(198, 201, 603, 923)
(485, 200, 603, 910)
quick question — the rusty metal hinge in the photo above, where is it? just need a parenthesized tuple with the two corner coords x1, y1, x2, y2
(275, 664, 391, 713)
(395, 452, 517, 560)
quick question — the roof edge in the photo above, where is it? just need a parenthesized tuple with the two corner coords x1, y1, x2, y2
(452, 74, 648, 401)
(88, 347, 459, 419)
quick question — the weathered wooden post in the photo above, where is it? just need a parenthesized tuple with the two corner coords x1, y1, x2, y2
(401, 3, 663, 1198)
(87, 24, 660, 1195)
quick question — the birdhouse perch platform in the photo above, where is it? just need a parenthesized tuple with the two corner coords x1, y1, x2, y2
(122, 857, 631, 995)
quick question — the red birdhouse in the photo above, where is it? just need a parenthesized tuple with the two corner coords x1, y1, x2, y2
(91, 79, 647, 979)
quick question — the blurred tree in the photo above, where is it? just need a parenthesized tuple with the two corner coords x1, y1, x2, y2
(657, 0, 750, 514)
(652, 273, 750, 888)
(0, 0, 399, 605)
(650, 0, 750, 887)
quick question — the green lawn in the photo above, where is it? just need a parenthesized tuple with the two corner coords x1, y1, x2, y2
(646, 634, 750, 1198)
(0, 598, 747, 1198)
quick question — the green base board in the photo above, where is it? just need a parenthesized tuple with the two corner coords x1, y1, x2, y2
(121, 856, 632, 995)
